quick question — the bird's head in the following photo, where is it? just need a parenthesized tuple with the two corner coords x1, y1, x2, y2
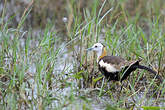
(87, 43, 104, 52)
(87, 43, 107, 62)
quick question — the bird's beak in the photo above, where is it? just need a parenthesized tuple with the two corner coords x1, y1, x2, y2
(86, 47, 93, 51)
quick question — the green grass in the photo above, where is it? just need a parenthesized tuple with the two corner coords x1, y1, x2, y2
(0, 0, 165, 109)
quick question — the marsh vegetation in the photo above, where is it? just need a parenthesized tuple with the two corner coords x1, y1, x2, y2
(0, 0, 165, 109)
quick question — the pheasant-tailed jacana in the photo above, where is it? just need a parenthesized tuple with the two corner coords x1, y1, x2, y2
(87, 43, 162, 82)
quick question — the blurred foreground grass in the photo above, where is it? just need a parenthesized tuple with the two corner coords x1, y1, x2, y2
(0, 0, 165, 109)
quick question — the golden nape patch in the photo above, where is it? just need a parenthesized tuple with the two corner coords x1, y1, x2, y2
(99, 47, 107, 60)
(99, 60, 120, 72)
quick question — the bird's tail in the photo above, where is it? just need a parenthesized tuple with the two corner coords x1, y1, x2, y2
(137, 65, 156, 74)
(135, 65, 162, 82)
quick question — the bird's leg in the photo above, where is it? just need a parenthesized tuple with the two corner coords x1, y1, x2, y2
(120, 80, 130, 92)
(119, 81, 123, 92)
(99, 77, 105, 97)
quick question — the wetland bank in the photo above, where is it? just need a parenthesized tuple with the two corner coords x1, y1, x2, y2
(0, 0, 165, 109)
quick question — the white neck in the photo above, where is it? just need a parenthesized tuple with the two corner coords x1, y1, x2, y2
(96, 51, 102, 63)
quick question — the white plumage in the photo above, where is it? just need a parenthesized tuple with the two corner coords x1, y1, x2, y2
(99, 60, 120, 73)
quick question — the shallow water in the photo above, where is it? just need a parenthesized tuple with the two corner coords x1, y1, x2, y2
(24, 41, 165, 110)
(0, 1, 165, 109)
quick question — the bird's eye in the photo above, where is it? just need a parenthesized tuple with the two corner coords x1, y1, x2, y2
(95, 45, 98, 48)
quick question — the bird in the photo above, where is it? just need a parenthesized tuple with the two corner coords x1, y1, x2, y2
(87, 43, 162, 82)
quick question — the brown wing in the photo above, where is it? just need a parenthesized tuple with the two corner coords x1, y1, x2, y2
(101, 56, 125, 64)
(100, 56, 128, 70)
(100, 56, 134, 70)
(99, 56, 141, 71)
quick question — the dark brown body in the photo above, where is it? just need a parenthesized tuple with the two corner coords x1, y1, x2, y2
(98, 56, 160, 82)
